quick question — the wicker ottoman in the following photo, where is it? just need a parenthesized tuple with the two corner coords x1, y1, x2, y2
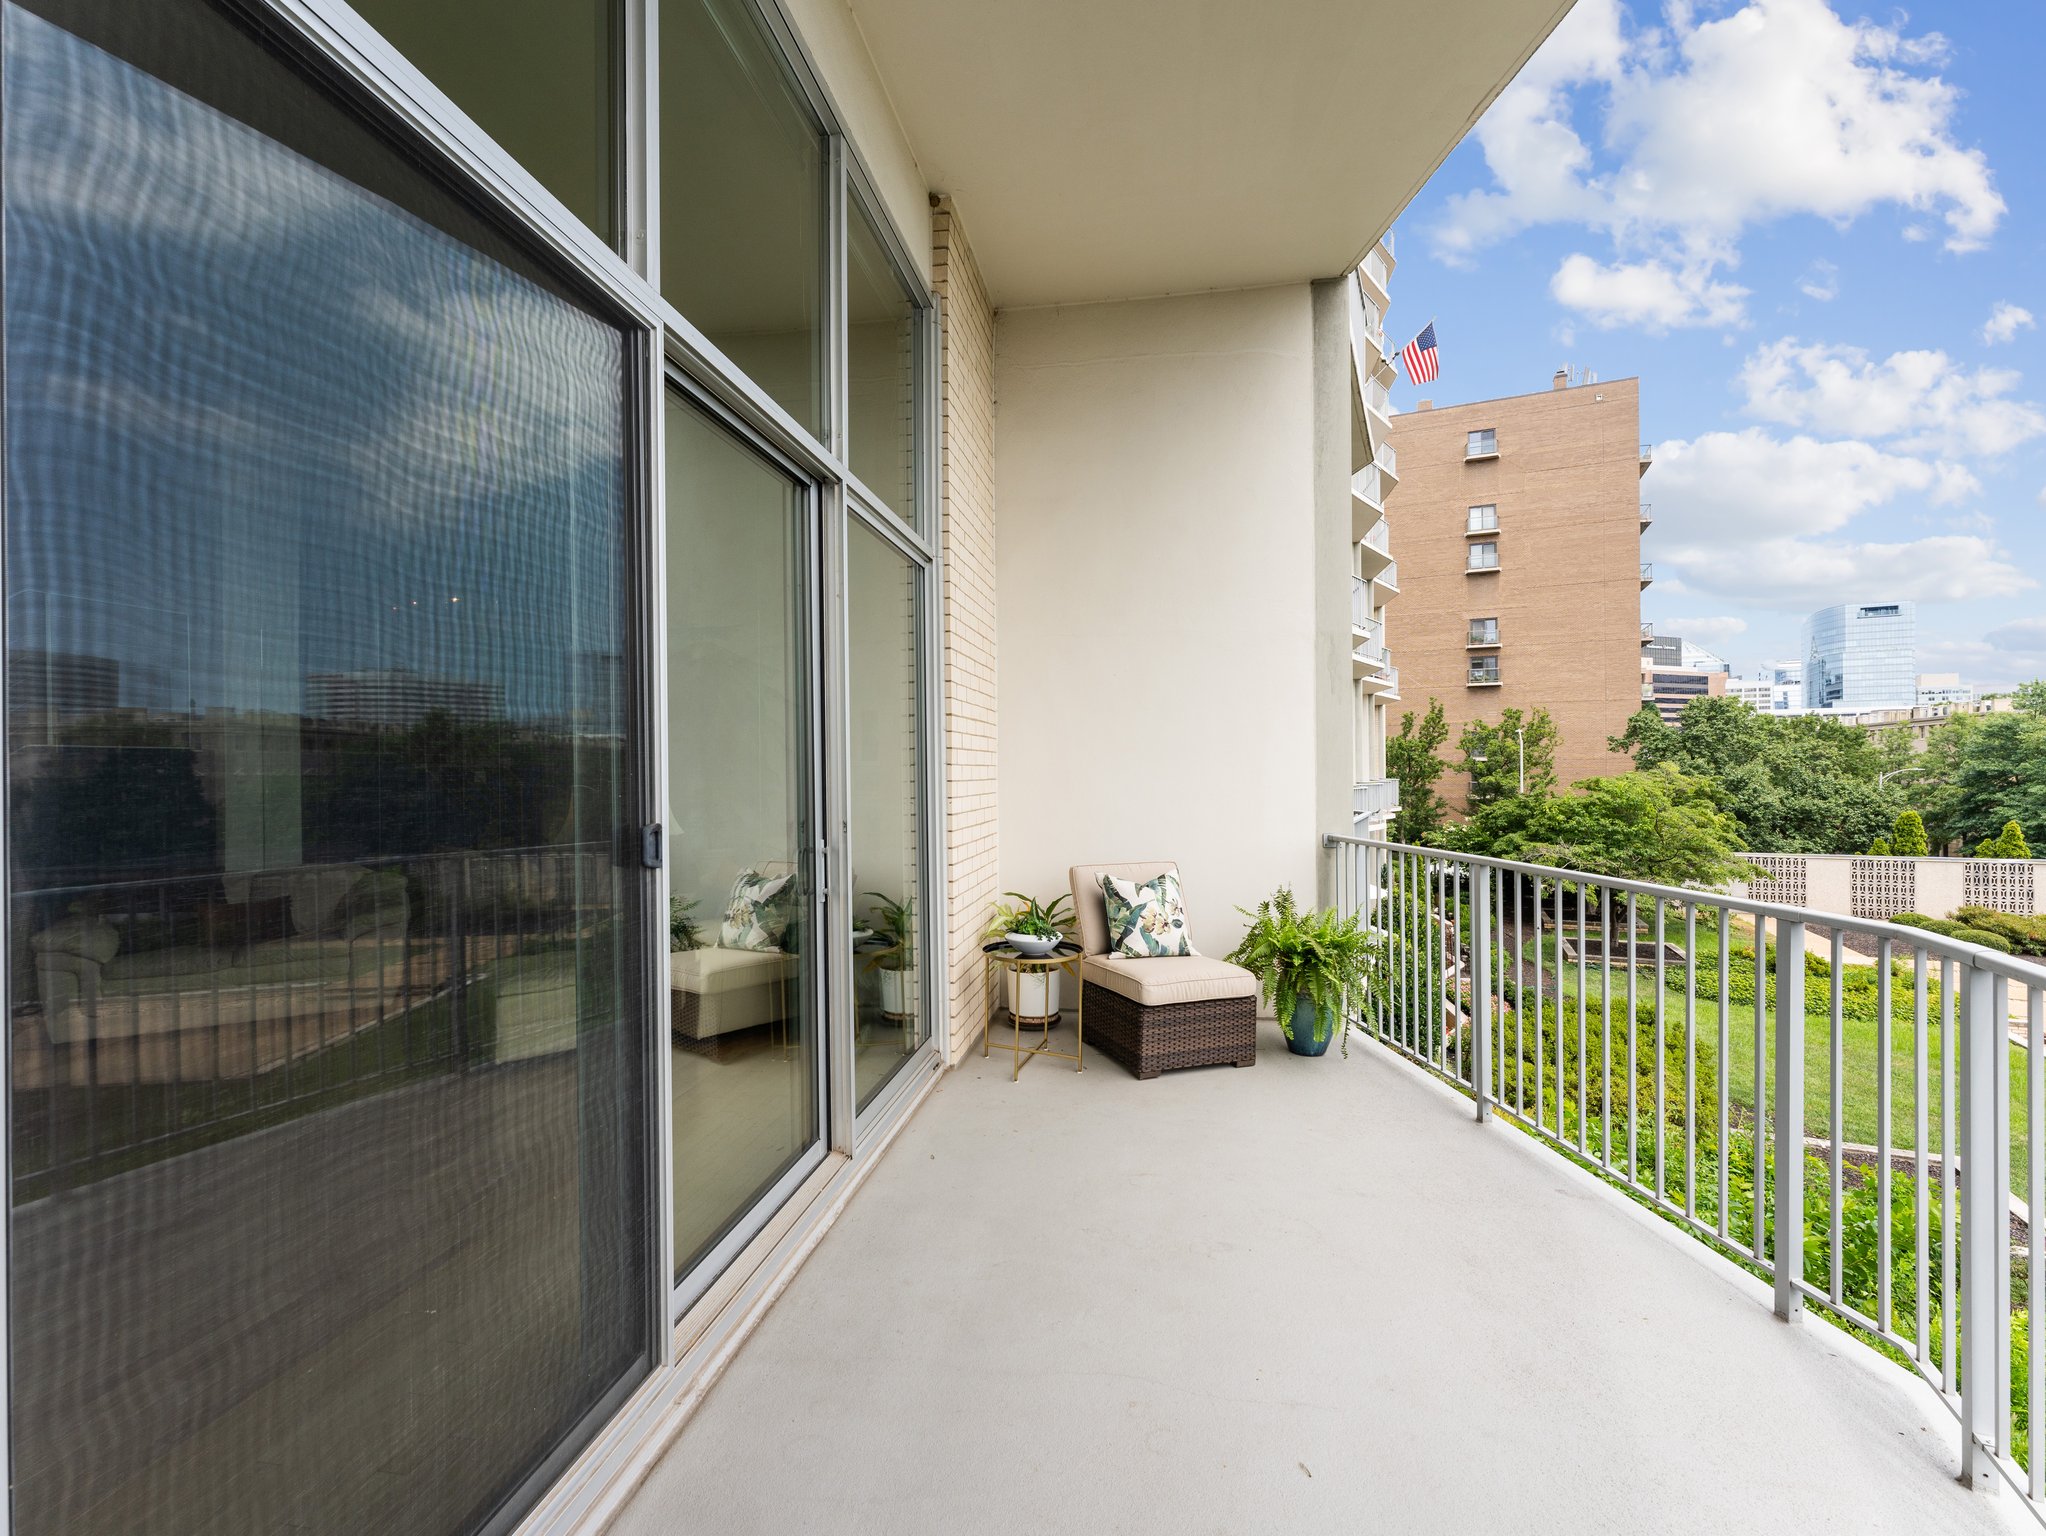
(1080, 983, 1256, 1079)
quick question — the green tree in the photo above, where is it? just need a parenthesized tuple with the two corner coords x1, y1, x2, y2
(1889, 809, 1929, 858)
(1976, 820, 2033, 859)
(1609, 694, 1897, 854)
(1942, 712, 2046, 852)
(1868, 836, 1892, 856)
(2014, 679, 2046, 716)
(1387, 699, 1450, 845)
(1457, 706, 1559, 809)
(1450, 764, 1750, 888)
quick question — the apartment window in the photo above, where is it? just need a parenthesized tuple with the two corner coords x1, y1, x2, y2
(662, 0, 829, 436)
(1469, 657, 1502, 686)
(352, 0, 620, 243)
(1469, 618, 1499, 646)
(1468, 541, 1499, 571)
(1466, 428, 1497, 458)
(847, 190, 922, 525)
(1466, 504, 1497, 533)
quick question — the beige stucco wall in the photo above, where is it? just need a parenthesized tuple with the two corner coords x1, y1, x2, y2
(992, 284, 1325, 961)
(933, 200, 998, 1058)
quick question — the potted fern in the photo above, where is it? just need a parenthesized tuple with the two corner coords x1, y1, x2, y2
(1225, 886, 1385, 1057)
(983, 892, 1075, 1021)
(862, 892, 916, 1018)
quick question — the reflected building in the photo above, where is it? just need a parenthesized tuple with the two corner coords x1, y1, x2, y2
(306, 666, 505, 727)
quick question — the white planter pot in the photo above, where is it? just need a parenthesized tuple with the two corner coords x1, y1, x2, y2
(1006, 968, 1061, 1022)
(878, 967, 913, 1018)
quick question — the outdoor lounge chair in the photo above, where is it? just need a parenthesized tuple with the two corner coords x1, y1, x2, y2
(1067, 861, 1256, 1079)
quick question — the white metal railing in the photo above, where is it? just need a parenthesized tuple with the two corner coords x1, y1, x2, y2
(1363, 247, 1392, 293)
(1377, 440, 1398, 476)
(1641, 562, 1655, 584)
(1356, 464, 1386, 508)
(1363, 372, 1392, 418)
(1353, 273, 1387, 353)
(1378, 559, 1398, 592)
(1324, 833, 2046, 1505)
(1354, 779, 1400, 822)
(1362, 520, 1391, 557)
(1351, 575, 1373, 631)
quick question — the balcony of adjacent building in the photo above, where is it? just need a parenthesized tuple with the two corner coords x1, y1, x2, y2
(1639, 502, 1653, 531)
(1357, 519, 1395, 585)
(1353, 463, 1390, 541)
(1640, 562, 1654, 588)
(1351, 776, 1400, 824)
(610, 831, 2046, 1536)
(1639, 441, 1654, 476)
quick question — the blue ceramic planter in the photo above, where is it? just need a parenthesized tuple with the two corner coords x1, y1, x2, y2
(1287, 996, 1334, 1057)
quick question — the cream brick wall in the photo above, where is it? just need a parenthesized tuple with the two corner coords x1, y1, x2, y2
(933, 198, 999, 1059)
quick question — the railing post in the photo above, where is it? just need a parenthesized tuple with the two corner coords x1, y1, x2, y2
(1471, 865, 1492, 1123)
(1773, 920, 1805, 1323)
(1959, 959, 2001, 1492)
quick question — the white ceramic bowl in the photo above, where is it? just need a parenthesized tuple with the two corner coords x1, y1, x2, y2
(1004, 931, 1059, 957)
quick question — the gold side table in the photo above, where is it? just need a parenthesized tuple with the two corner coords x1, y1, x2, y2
(981, 940, 1085, 1081)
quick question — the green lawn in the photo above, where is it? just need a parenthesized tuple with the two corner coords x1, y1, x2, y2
(1481, 911, 2034, 1200)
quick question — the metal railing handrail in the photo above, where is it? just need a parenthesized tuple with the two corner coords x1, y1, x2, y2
(1324, 831, 2046, 989)
(1325, 829, 2046, 1505)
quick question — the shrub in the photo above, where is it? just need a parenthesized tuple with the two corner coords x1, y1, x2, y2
(1890, 810, 1930, 858)
(1953, 906, 2046, 957)
(1951, 925, 2015, 954)
(1975, 820, 2033, 859)
(1867, 836, 1892, 856)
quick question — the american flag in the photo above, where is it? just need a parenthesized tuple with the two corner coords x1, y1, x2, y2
(1400, 322, 1439, 385)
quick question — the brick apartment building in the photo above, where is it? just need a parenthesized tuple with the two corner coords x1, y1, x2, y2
(1388, 370, 1649, 806)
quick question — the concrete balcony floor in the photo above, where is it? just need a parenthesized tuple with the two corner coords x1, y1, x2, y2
(612, 1022, 2033, 1535)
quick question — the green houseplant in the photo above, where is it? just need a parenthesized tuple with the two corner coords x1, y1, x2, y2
(1225, 886, 1385, 1058)
(863, 892, 916, 1017)
(983, 892, 1075, 1021)
(669, 895, 704, 952)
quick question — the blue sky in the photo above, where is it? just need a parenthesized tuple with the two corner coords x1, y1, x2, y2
(1386, 0, 2045, 688)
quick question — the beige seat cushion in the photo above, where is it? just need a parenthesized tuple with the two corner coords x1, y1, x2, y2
(1081, 953, 1255, 1008)
(1068, 861, 1181, 956)
(670, 945, 794, 997)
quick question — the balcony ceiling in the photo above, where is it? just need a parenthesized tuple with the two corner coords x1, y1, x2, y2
(846, 0, 1576, 307)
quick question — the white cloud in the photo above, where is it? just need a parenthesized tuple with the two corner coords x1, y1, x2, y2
(1651, 428, 1955, 541)
(1659, 533, 2033, 607)
(1799, 260, 1840, 302)
(1551, 254, 1748, 331)
(1663, 615, 1750, 648)
(1738, 339, 2046, 457)
(1646, 428, 2030, 608)
(1983, 302, 2037, 345)
(1431, 0, 2004, 329)
(1921, 619, 2046, 690)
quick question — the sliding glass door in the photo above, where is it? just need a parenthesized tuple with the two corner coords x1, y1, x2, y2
(662, 388, 825, 1286)
(2, 4, 653, 1532)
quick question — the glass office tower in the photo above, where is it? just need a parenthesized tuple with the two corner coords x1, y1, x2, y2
(1802, 602, 1917, 710)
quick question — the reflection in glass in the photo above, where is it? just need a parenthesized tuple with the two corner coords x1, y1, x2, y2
(661, 0, 827, 436)
(351, 0, 620, 243)
(2, 6, 649, 1534)
(848, 522, 927, 1110)
(846, 196, 919, 523)
(664, 393, 820, 1278)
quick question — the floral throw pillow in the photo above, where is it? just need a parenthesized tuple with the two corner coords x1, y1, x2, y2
(720, 868, 793, 951)
(1100, 872, 1197, 958)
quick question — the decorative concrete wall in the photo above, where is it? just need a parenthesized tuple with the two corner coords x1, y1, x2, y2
(1730, 854, 2045, 920)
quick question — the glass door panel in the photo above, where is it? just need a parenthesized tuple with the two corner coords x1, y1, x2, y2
(2, 5, 652, 1533)
(847, 520, 928, 1111)
(663, 390, 822, 1280)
